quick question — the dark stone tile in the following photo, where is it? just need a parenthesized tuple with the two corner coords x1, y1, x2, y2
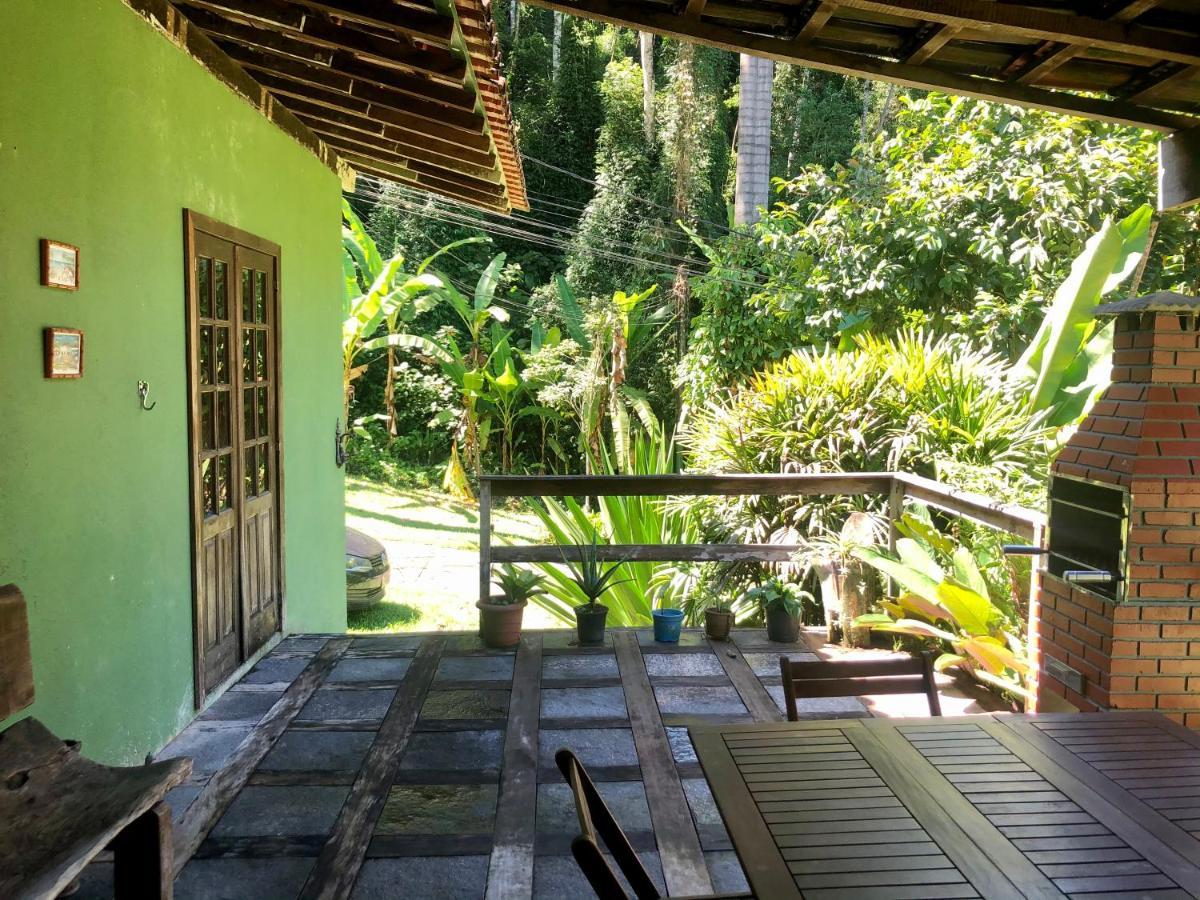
(157, 725, 249, 775)
(638, 629, 706, 648)
(706, 851, 751, 895)
(327, 657, 412, 683)
(666, 727, 697, 764)
(211, 786, 349, 837)
(199, 690, 282, 724)
(275, 636, 329, 653)
(260, 731, 375, 772)
(542, 654, 619, 679)
(375, 784, 498, 835)
(351, 635, 424, 653)
(643, 653, 725, 678)
(351, 857, 489, 900)
(400, 730, 504, 771)
(164, 784, 204, 823)
(536, 781, 651, 833)
(243, 656, 309, 684)
(542, 631, 612, 651)
(730, 630, 812, 653)
(175, 857, 316, 899)
(538, 728, 639, 769)
(296, 687, 395, 724)
(421, 689, 510, 720)
(436, 655, 514, 682)
(533, 852, 664, 900)
(742, 650, 818, 678)
(654, 685, 747, 717)
(765, 684, 867, 717)
(682, 778, 723, 828)
(541, 687, 627, 720)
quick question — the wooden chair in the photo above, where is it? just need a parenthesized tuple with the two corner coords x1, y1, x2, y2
(0, 584, 192, 900)
(779, 652, 942, 720)
(555, 748, 753, 900)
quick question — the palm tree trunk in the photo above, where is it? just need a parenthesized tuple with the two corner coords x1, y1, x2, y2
(552, 12, 563, 80)
(734, 53, 773, 226)
(640, 32, 655, 146)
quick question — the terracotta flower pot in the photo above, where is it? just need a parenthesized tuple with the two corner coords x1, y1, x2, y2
(704, 608, 733, 641)
(477, 596, 526, 649)
(575, 602, 608, 645)
(765, 606, 801, 643)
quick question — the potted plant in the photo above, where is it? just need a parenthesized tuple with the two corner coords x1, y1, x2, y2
(704, 601, 734, 641)
(742, 577, 810, 644)
(561, 538, 628, 646)
(478, 564, 546, 649)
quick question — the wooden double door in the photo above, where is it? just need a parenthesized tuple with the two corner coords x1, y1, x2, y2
(185, 212, 283, 703)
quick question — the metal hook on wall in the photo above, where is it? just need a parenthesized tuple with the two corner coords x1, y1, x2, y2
(137, 381, 157, 411)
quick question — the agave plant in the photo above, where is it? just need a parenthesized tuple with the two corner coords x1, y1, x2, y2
(851, 528, 1032, 700)
(559, 536, 630, 611)
(492, 564, 547, 606)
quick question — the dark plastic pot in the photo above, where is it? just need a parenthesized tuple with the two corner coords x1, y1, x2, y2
(575, 602, 609, 645)
(477, 596, 526, 649)
(652, 608, 685, 643)
(765, 606, 801, 643)
(705, 608, 733, 641)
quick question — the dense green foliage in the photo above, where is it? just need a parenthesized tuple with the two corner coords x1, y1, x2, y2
(682, 94, 1200, 403)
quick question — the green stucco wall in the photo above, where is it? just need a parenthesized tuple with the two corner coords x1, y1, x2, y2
(0, 0, 346, 764)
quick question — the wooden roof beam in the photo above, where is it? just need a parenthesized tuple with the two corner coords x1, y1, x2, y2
(518, 0, 1193, 131)
(833, 0, 1200, 67)
(289, 0, 454, 46)
(1005, 0, 1161, 85)
(182, 6, 467, 83)
(1122, 61, 1200, 105)
(210, 28, 478, 112)
(306, 121, 503, 182)
(281, 91, 493, 155)
(901, 22, 960, 66)
(792, 1, 837, 42)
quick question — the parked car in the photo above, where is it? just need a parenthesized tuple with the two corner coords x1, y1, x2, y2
(346, 526, 390, 611)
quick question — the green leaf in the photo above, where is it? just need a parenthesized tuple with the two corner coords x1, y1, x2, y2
(896, 537, 944, 582)
(852, 546, 941, 607)
(951, 547, 989, 599)
(935, 582, 994, 636)
(475, 253, 506, 312)
(555, 274, 590, 350)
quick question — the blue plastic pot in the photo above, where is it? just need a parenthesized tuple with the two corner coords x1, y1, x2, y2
(652, 608, 685, 643)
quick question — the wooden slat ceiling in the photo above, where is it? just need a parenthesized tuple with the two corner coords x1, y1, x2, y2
(176, 0, 528, 212)
(521, 0, 1200, 134)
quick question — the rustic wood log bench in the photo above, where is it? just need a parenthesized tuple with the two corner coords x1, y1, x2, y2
(0, 584, 191, 899)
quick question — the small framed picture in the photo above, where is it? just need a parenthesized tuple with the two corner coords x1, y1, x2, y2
(41, 239, 79, 290)
(44, 327, 84, 379)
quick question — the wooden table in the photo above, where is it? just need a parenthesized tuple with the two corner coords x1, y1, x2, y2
(690, 713, 1200, 899)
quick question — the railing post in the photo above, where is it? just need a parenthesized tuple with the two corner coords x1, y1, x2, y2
(479, 478, 492, 606)
(887, 475, 905, 557)
(1025, 520, 1046, 712)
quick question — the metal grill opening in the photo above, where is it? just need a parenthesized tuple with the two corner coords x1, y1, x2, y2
(1046, 474, 1129, 602)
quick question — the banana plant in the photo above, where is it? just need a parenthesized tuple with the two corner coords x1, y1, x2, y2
(484, 331, 526, 473)
(553, 275, 670, 470)
(851, 531, 1032, 700)
(1013, 204, 1153, 427)
(341, 200, 445, 425)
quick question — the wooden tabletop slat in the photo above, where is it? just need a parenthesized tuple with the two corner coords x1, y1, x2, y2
(692, 713, 1200, 900)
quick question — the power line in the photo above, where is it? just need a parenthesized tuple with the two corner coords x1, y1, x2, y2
(347, 181, 771, 293)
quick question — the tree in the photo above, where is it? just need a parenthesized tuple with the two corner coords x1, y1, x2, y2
(734, 54, 773, 226)
(682, 92, 1199, 402)
(640, 32, 655, 145)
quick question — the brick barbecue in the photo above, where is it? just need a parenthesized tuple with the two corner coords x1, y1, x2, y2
(1034, 292, 1200, 725)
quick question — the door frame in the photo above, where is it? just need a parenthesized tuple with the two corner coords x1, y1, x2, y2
(183, 209, 287, 707)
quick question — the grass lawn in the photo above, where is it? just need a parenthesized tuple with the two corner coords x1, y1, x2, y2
(345, 477, 564, 633)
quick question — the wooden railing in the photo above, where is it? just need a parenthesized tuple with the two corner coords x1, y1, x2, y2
(478, 472, 1046, 604)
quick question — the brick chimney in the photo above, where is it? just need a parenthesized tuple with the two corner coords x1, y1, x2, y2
(1034, 292, 1200, 725)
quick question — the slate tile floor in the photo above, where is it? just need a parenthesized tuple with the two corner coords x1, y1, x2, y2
(77, 628, 870, 900)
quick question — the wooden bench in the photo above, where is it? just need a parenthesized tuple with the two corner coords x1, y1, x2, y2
(0, 584, 191, 899)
